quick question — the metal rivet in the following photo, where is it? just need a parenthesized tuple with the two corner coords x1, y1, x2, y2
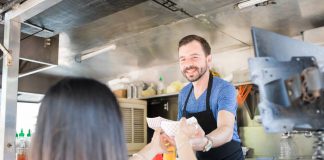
(6, 143, 12, 148)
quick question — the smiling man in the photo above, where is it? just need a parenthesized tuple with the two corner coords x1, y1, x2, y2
(177, 35, 243, 160)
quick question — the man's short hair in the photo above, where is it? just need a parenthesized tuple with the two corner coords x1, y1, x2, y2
(178, 35, 211, 56)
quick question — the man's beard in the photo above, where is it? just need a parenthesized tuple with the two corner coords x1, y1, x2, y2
(182, 65, 208, 82)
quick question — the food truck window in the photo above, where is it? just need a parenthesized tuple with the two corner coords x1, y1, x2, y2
(16, 102, 40, 134)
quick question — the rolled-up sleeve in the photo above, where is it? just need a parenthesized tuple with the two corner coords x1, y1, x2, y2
(217, 84, 237, 115)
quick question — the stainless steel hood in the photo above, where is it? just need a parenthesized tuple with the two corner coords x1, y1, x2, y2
(0, 0, 148, 94)
(2, 0, 324, 92)
(35, 0, 324, 81)
(20, 0, 148, 37)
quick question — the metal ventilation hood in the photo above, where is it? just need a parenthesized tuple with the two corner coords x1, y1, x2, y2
(35, 0, 324, 81)
(0, 0, 149, 95)
(0, 0, 152, 77)
(20, 0, 149, 37)
(1, 0, 324, 93)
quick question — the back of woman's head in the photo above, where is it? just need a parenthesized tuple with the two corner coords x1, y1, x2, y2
(31, 78, 128, 160)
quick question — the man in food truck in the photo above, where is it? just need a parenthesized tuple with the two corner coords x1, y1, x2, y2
(176, 35, 243, 160)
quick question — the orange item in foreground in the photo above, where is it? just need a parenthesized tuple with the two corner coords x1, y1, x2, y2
(163, 146, 176, 160)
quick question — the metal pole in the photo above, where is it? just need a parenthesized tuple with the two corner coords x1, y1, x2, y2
(0, 19, 21, 160)
(0, 0, 63, 159)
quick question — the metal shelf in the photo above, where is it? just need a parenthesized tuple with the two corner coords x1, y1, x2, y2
(233, 81, 253, 86)
(138, 92, 179, 100)
(137, 81, 253, 100)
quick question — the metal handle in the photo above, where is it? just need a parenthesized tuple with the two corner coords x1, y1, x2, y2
(0, 43, 12, 66)
(164, 102, 169, 111)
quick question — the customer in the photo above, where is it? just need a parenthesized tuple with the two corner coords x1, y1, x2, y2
(31, 78, 197, 160)
(175, 118, 200, 160)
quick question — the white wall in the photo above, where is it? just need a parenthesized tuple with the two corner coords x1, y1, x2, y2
(16, 102, 40, 134)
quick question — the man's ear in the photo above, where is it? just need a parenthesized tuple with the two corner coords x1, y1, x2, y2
(207, 54, 212, 67)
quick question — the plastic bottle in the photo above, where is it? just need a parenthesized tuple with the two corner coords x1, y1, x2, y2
(26, 129, 31, 148)
(25, 129, 31, 160)
(18, 129, 25, 148)
(15, 133, 18, 153)
(157, 76, 165, 95)
(17, 129, 26, 160)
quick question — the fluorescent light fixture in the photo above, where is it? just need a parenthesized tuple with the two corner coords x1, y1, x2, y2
(235, 0, 268, 9)
(75, 44, 116, 63)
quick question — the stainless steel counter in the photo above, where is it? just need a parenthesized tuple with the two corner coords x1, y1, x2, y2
(245, 156, 313, 160)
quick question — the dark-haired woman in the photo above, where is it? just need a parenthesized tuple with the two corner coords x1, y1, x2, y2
(31, 78, 197, 160)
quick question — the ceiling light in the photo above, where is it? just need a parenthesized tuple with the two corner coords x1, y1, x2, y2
(235, 0, 275, 9)
(75, 44, 116, 63)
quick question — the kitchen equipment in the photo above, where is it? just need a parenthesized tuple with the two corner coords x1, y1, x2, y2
(127, 84, 137, 99)
(278, 132, 299, 159)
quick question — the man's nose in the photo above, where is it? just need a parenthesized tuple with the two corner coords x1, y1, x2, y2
(181, 62, 191, 69)
(181, 59, 194, 67)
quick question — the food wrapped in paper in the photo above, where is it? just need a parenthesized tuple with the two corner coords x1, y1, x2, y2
(146, 116, 172, 130)
(146, 116, 200, 137)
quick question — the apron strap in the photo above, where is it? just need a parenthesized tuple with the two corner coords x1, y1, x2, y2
(205, 72, 213, 111)
(182, 86, 193, 117)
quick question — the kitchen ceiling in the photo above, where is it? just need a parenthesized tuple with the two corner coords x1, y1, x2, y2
(3, 0, 324, 81)
(20, 0, 148, 37)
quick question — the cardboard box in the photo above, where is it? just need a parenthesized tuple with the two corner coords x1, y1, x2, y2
(113, 89, 127, 98)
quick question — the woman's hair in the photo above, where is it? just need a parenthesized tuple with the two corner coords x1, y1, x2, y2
(31, 78, 128, 160)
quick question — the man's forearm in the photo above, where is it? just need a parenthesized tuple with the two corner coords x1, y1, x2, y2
(191, 126, 233, 151)
(207, 126, 233, 147)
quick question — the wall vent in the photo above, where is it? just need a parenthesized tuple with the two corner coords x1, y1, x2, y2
(118, 98, 147, 154)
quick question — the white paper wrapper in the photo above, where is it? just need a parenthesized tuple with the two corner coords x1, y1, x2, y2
(146, 116, 199, 137)
(146, 116, 172, 130)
